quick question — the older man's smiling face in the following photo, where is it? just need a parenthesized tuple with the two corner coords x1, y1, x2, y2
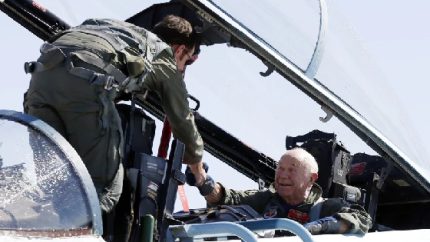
(274, 154, 313, 204)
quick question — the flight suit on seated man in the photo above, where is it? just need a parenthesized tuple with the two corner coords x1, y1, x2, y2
(187, 148, 372, 235)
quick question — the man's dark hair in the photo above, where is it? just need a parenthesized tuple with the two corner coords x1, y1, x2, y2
(152, 15, 198, 49)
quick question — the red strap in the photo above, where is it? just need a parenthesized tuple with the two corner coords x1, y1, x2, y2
(157, 117, 172, 158)
(158, 117, 190, 212)
(177, 185, 190, 212)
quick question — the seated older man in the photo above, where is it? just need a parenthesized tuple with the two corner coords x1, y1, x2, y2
(186, 148, 372, 235)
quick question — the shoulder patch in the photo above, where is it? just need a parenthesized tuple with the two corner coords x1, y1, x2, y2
(263, 207, 278, 219)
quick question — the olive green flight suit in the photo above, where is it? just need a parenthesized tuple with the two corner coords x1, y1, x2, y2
(211, 183, 372, 234)
(24, 19, 203, 213)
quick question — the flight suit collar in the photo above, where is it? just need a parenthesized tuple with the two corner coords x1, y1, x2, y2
(303, 183, 323, 204)
(263, 183, 323, 223)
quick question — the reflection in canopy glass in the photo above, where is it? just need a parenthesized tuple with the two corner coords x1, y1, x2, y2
(0, 115, 92, 231)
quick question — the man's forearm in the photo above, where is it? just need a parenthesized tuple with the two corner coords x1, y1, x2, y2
(204, 182, 223, 204)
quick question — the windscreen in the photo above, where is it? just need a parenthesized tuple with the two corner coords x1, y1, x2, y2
(0, 118, 92, 231)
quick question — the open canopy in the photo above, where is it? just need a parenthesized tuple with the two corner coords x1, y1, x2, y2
(0, 110, 102, 236)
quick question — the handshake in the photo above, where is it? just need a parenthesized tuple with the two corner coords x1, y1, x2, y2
(185, 162, 216, 196)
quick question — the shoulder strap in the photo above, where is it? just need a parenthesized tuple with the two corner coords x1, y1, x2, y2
(145, 31, 168, 62)
(309, 197, 324, 221)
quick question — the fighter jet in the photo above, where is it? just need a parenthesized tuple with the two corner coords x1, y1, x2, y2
(1, 0, 429, 241)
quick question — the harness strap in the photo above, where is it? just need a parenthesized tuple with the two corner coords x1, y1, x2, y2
(309, 197, 324, 221)
(68, 27, 152, 78)
(68, 51, 127, 85)
(67, 60, 117, 90)
(25, 42, 128, 90)
(24, 43, 66, 74)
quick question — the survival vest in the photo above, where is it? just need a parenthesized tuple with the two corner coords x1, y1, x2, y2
(25, 18, 168, 90)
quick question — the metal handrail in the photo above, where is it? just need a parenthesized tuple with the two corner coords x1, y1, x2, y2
(240, 218, 314, 242)
(168, 218, 315, 242)
(169, 222, 258, 241)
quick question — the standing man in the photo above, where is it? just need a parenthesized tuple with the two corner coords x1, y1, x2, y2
(24, 15, 206, 214)
(187, 148, 372, 235)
